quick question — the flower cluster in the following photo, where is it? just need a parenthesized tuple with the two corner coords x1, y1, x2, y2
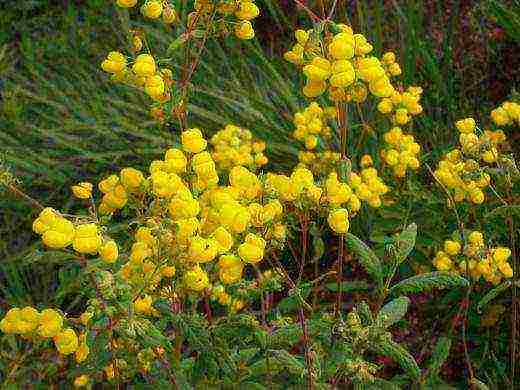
(210, 124, 268, 171)
(434, 117, 507, 204)
(380, 127, 421, 177)
(285, 24, 396, 101)
(101, 52, 174, 104)
(116, 0, 178, 24)
(194, 0, 260, 40)
(490, 100, 520, 127)
(377, 86, 423, 125)
(0, 307, 88, 359)
(292, 102, 336, 150)
(433, 231, 513, 285)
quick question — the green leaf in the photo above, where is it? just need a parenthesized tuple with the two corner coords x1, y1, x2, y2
(372, 339, 421, 381)
(390, 272, 469, 296)
(426, 337, 451, 377)
(345, 233, 384, 286)
(394, 223, 417, 264)
(377, 296, 410, 328)
(477, 281, 512, 313)
(277, 283, 312, 313)
(325, 280, 370, 293)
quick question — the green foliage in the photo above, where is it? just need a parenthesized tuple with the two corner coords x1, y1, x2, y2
(377, 296, 410, 329)
(344, 233, 384, 288)
(389, 272, 470, 296)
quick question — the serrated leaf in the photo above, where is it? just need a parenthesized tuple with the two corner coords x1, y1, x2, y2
(377, 296, 410, 328)
(394, 223, 417, 264)
(477, 281, 512, 313)
(390, 272, 469, 296)
(345, 233, 383, 286)
(372, 339, 420, 380)
(325, 280, 370, 293)
(427, 337, 451, 377)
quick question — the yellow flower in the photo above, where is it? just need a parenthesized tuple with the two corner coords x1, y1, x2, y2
(303, 80, 327, 98)
(116, 0, 137, 7)
(493, 247, 511, 262)
(132, 54, 156, 77)
(141, 0, 163, 18)
(73, 224, 102, 255)
(360, 155, 373, 168)
(238, 233, 265, 263)
(42, 218, 75, 249)
(74, 375, 89, 388)
(182, 128, 207, 153)
(455, 118, 476, 133)
(38, 309, 63, 338)
(0, 308, 21, 334)
(444, 240, 461, 256)
(100, 240, 119, 263)
(218, 255, 244, 284)
(75, 342, 90, 363)
(328, 208, 349, 234)
(164, 148, 187, 173)
(497, 261, 513, 278)
(235, 20, 255, 40)
(54, 328, 79, 355)
(120, 168, 144, 192)
(183, 265, 210, 292)
(188, 236, 218, 263)
(329, 60, 355, 88)
(211, 226, 234, 253)
(294, 29, 309, 45)
(328, 33, 355, 60)
(303, 57, 331, 82)
(468, 231, 484, 247)
(71, 182, 93, 199)
(145, 75, 165, 99)
(235, 1, 260, 20)
(134, 294, 153, 314)
(0, 307, 40, 334)
(101, 51, 126, 73)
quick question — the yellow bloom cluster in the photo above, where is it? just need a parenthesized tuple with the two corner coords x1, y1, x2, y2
(381, 51, 402, 77)
(71, 182, 93, 199)
(210, 124, 268, 170)
(292, 102, 336, 150)
(435, 117, 506, 204)
(0, 307, 86, 357)
(64, 129, 288, 312)
(115, 0, 177, 24)
(433, 231, 513, 285)
(32, 207, 119, 260)
(377, 86, 423, 125)
(101, 52, 175, 105)
(33, 208, 75, 249)
(380, 127, 421, 177)
(194, 0, 260, 40)
(285, 24, 396, 101)
(490, 101, 520, 127)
